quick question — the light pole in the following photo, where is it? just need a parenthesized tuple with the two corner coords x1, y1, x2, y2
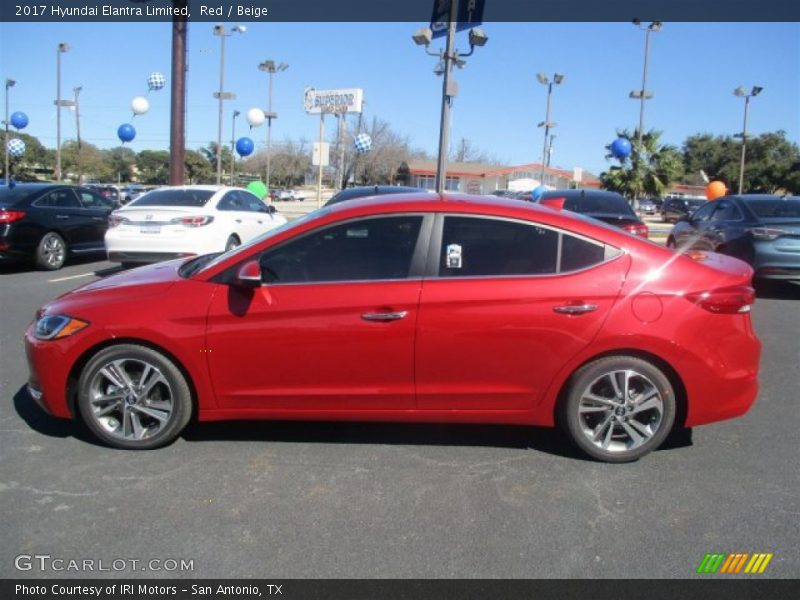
(213, 24, 245, 185)
(258, 60, 288, 194)
(413, 7, 488, 194)
(734, 85, 763, 194)
(629, 20, 661, 151)
(230, 109, 240, 186)
(536, 72, 564, 185)
(55, 42, 70, 181)
(3, 78, 15, 186)
(73, 86, 82, 184)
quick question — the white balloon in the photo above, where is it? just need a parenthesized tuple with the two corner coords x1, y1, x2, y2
(131, 96, 150, 115)
(246, 107, 265, 128)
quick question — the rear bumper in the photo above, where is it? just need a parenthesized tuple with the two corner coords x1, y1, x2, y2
(752, 243, 800, 280)
(108, 250, 196, 264)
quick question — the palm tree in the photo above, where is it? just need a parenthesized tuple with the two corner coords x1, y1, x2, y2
(600, 129, 684, 201)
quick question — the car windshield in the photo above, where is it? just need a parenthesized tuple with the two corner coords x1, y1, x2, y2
(744, 197, 800, 219)
(130, 188, 214, 208)
(569, 194, 636, 216)
(190, 208, 333, 276)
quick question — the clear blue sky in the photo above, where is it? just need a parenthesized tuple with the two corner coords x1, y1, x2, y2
(1, 21, 798, 175)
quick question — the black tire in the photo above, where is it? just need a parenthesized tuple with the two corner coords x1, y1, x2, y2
(225, 235, 241, 252)
(559, 355, 676, 463)
(666, 237, 677, 249)
(77, 344, 193, 450)
(35, 232, 67, 270)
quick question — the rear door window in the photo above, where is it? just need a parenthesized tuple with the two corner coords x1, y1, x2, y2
(35, 189, 82, 209)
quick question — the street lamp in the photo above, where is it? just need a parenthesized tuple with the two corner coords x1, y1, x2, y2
(213, 24, 246, 185)
(536, 72, 564, 184)
(629, 20, 661, 152)
(412, 5, 488, 194)
(55, 42, 70, 181)
(3, 78, 15, 186)
(230, 109, 240, 186)
(734, 85, 763, 194)
(258, 59, 288, 194)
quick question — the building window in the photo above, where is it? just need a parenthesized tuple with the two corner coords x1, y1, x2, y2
(417, 175, 460, 191)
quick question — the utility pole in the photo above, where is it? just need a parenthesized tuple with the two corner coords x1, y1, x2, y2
(55, 42, 70, 181)
(3, 78, 15, 185)
(73, 86, 82, 184)
(435, 0, 458, 194)
(230, 109, 240, 186)
(169, 0, 188, 186)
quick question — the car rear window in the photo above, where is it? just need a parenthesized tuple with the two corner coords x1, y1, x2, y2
(744, 197, 800, 219)
(566, 194, 636, 216)
(0, 186, 41, 207)
(131, 189, 214, 208)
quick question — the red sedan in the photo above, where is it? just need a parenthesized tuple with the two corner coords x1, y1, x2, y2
(24, 194, 761, 462)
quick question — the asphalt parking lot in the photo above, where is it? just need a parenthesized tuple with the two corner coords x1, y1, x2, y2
(1, 252, 798, 579)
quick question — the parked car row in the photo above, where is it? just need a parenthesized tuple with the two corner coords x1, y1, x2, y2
(1, 184, 286, 270)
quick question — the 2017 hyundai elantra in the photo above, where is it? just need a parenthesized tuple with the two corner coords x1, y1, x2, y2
(25, 193, 761, 462)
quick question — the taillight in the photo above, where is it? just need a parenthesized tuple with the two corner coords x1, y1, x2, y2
(108, 214, 129, 227)
(685, 285, 755, 314)
(623, 223, 649, 238)
(171, 215, 214, 227)
(748, 227, 787, 241)
(0, 209, 26, 224)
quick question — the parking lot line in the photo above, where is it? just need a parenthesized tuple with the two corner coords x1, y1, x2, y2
(48, 272, 96, 283)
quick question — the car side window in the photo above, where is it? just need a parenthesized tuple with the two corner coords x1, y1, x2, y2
(711, 201, 742, 222)
(259, 215, 423, 284)
(440, 216, 559, 277)
(242, 192, 267, 212)
(78, 190, 112, 209)
(35, 189, 82, 209)
(692, 202, 716, 222)
(216, 192, 239, 211)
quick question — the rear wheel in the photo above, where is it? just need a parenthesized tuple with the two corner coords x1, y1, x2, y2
(36, 232, 67, 270)
(560, 356, 676, 462)
(77, 344, 193, 450)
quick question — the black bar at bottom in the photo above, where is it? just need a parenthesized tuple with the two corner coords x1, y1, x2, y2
(3, 579, 800, 600)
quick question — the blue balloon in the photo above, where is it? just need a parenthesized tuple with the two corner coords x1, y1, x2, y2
(235, 137, 254, 157)
(531, 185, 547, 202)
(117, 123, 136, 143)
(10, 111, 29, 130)
(610, 137, 632, 159)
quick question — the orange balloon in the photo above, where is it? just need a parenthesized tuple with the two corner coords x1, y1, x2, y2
(705, 181, 727, 200)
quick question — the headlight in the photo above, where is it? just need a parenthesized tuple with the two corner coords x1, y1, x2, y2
(34, 315, 90, 340)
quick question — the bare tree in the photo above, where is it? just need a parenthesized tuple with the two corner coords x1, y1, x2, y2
(451, 137, 495, 163)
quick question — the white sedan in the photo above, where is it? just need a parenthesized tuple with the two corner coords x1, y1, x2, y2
(105, 185, 287, 265)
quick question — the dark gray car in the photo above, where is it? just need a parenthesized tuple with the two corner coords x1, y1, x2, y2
(667, 194, 800, 283)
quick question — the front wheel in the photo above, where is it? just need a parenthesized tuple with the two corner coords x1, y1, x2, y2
(225, 235, 241, 252)
(560, 356, 676, 462)
(77, 344, 193, 450)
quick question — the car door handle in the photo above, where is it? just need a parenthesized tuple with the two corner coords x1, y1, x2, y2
(361, 311, 408, 322)
(55, 215, 70, 220)
(553, 303, 598, 315)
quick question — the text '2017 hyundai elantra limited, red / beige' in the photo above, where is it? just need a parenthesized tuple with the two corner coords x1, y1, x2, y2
(24, 193, 761, 462)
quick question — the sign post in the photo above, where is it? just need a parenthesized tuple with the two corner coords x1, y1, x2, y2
(304, 87, 364, 207)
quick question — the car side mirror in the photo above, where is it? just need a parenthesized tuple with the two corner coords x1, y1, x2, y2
(235, 260, 262, 287)
(267, 205, 277, 214)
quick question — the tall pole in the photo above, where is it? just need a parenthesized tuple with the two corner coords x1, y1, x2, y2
(73, 86, 82, 184)
(435, 0, 458, 194)
(230, 110, 239, 186)
(738, 95, 750, 195)
(316, 113, 325, 208)
(3, 79, 13, 185)
(637, 27, 651, 151)
(216, 33, 226, 185)
(540, 82, 552, 184)
(337, 112, 347, 190)
(169, 1, 187, 186)
(56, 46, 63, 181)
(266, 70, 273, 190)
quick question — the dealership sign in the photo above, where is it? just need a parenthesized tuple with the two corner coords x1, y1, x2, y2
(303, 88, 364, 114)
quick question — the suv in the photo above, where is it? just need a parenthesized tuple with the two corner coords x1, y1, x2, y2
(661, 197, 706, 223)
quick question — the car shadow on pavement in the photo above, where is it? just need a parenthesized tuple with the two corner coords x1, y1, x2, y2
(0, 253, 108, 276)
(13, 383, 693, 459)
(182, 419, 693, 460)
(754, 280, 800, 300)
(12, 384, 103, 447)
